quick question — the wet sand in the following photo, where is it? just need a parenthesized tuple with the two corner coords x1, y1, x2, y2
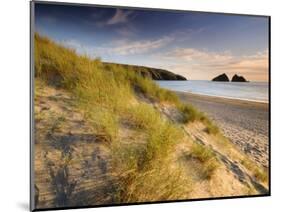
(175, 92, 269, 168)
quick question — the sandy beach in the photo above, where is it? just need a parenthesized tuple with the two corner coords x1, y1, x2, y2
(175, 91, 269, 168)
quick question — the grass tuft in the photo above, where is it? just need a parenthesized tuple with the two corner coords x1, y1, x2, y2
(84, 108, 119, 142)
(177, 103, 219, 134)
(121, 103, 183, 170)
(114, 166, 191, 202)
(204, 119, 219, 135)
(190, 143, 219, 179)
(240, 158, 268, 183)
(178, 103, 204, 123)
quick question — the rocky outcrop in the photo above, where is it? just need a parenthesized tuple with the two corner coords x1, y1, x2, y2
(175, 74, 187, 80)
(231, 74, 248, 82)
(212, 73, 229, 82)
(104, 62, 187, 80)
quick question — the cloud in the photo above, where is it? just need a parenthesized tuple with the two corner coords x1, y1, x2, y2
(165, 48, 233, 64)
(60, 34, 174, 59)
(60, 39, 101, 58)
(110, 36, 174, 55)
(62, 39, 82, 50)
(169, 28, 205, 42)
(106, 9, 133, 25)
(159, 48, 268, 81)
(88, 8, 135, 28)
(115, 26, 136, 37)
(102, 28, 204, 55)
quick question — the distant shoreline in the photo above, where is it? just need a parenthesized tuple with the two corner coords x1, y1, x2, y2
(177, 91, 269, 104)
(156, 80, 269, 104)
(175, 91, 269, 168)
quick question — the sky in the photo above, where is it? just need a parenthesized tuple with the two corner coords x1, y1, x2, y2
(35, 3, 269, 81)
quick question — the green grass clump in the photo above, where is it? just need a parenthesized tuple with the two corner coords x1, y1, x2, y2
(240, 158, 268, 183)
(177, 103, 219, 134)
(114, 165, 191, 202)
(125, 103, 162, 130)
(112, 132, 190, 202)
(124, 69, 179, 103)
(84, 107, 119, 142)
(123, 103, 183, 169)
(178, 103, 204, 123)
(204, 119, 219, 135)
(191, 143, 215, 162)
(143, 120, 183, 168)
(253, 167, 268, 182)
(190, 143, 219, 179)
(112, 103, 188, 201)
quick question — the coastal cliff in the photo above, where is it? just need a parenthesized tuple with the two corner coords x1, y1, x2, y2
(104, 62, 187, 80)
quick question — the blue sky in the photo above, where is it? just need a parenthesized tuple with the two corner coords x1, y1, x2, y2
(35, 3, 269, 81)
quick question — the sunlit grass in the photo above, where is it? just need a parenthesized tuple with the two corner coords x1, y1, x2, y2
(190, 143, 219, 179)
(120, 103, 183, 169)
(113, 163, 191, 202)
(177, 103, 219, 134)
(35, 33, 193, 202)
(240, 157, 268, 183)
(112, 122, 190, 202)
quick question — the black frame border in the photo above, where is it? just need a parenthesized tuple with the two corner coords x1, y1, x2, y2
(30, 1, 271, 211)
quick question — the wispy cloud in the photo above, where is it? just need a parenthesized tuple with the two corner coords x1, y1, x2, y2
(106, 9, 133, 25)
(109, 36, 174, 55)
(169, 28, 205, 42)
(60, 39, 101, 58)
(61, 35, 174, 57)
(115, 26, 137, 37)
(62, 39, 83, 50)
(88, 8, 136, 29)
(98, 28, 203, 55)
(164, 48, 233, 63)
(159, 48, 268, 81)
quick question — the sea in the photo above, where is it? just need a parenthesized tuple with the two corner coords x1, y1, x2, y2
(156, 80, 269, 103)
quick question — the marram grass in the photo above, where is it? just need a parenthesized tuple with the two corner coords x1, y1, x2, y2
(35, 33, 223, 202)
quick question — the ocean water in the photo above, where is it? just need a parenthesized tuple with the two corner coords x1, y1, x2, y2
(156, 80, 269, 103)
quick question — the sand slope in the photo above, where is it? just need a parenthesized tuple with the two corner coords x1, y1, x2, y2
(34, 83, 269, 209)
(34, 83, 117, 208)
(176, 92, 269, 169)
